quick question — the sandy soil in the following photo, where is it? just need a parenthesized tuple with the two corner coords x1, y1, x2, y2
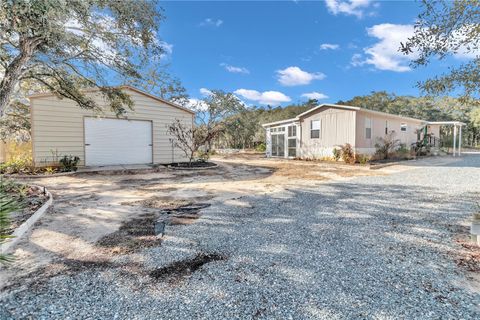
(0, 153, 457, 291)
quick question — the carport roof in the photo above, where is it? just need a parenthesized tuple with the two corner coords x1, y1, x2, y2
(427, 121, 467, 126)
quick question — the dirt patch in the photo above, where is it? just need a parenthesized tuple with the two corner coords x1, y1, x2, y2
(149, 252, 226, 282)
(454, 240, 480, 272)
(121, 197, 192, 209)
(117, 177, 169, 187)
(136, 186, 178, 193)
(96, 212, 161, 255)
(99, 201, 211, 254)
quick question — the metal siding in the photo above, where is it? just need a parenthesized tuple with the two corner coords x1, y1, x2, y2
(299, 106, 356, 158)
(31, 88, 193, 166)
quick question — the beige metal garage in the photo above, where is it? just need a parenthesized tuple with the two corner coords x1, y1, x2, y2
(29, 86, 194, 167)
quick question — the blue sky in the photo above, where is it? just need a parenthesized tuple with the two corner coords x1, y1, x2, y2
(158, 1, 466, 107)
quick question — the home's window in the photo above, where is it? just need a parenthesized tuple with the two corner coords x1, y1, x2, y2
(401, 123, 407, 132)
(311, 120, 320, 138)
(385, 120, 388, 135)
(365, 117, 372, 139)
(288, 125, 296, 137)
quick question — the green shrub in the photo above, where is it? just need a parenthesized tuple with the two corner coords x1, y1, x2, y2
(255, 143, 266, 152)
(0, 154, 34, 174)
(0, 180, 21, 264)
(374, 132, 400, 160)
(356, 154, 370, 165)
(340, 143, 356, 164)
(332, 148, 341, 161)
(396, 143, 411, 159)
(0, 195, 17, 263)
(59, 155, 80, 172)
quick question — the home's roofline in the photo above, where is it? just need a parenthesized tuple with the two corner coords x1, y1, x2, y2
(299, 103, 427, 123)
(28, 85, 195, 115)
(261, 117, 298, 127)
(295, 103, 360, 119)
(262, 103, 430, 128)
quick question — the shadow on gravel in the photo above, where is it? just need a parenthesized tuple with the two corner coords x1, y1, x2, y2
(149, 252, 227, 283)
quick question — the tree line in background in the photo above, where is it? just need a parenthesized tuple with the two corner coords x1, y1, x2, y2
(213, 91, 480, 150)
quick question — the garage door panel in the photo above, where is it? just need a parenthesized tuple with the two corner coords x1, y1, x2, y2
(84, 118, 152, 166)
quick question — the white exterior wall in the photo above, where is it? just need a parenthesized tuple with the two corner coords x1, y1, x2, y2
(31, 88, 194, 166)
(299, 107, 356, 159)
(355, 110, 424, 155)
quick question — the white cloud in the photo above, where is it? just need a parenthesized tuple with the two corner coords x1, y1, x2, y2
(200, 18, 223, 27)
(234, 89, 291, 105)
(350, 53, 365, 67)
(352, 23, 479, 73)
(220, 63, 250, 74)
(186, 98, 208, 111)
(320, 43, 340, 50)
(325, 0, 375, 18)
(301, 92, 329, 100)
(361, 23, 415, 72)
(276, 66, 326, 86)
(449, 25, 480, 59)
(199, 88, 213, 96)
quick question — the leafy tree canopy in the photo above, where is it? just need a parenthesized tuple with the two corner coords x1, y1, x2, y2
(0, 0, 166, 116)
(401, 0, 480, 105)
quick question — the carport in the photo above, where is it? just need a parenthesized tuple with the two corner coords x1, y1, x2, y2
(428, 121, 467, 156)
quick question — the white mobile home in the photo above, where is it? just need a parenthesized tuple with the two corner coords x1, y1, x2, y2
(262, 104, 446, 159)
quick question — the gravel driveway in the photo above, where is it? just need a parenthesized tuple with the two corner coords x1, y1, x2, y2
(1, 155, 479, 319)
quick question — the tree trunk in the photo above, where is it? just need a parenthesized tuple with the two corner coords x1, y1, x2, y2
(0, 38, 40, 117)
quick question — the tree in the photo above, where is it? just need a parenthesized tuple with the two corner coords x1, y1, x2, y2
(167, 90, 244, 164)
(0, 100, 30, 142)
(126, 67, 189, 106)
(166, 119, 201, 165)
(194, 90, 244, 151)
(0, 0, 165, 117)
(401, 0, 480, 105)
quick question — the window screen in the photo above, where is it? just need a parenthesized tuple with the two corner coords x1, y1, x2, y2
(288, 126, 297, 137)
(311, 120, 320, 139)
(365, 118, 372, 139)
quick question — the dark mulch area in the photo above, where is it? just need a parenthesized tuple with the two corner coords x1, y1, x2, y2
(149, 252, 227, 282)
(96, 212, 162, 255)
(165, 161, 217, 169)
(98, 200, 211, 254)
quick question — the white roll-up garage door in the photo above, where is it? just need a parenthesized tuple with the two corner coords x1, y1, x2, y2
(84, 118, 153, 166)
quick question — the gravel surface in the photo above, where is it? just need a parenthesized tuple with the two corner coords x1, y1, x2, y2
(1, 155, 480, 319)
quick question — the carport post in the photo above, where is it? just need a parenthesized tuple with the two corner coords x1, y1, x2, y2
(453, 124, 457, 157)
(458, 124, 462, 156)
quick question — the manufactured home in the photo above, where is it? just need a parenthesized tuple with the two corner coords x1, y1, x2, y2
(29, 86, 194, 167)
(262, 103, 460, 159)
